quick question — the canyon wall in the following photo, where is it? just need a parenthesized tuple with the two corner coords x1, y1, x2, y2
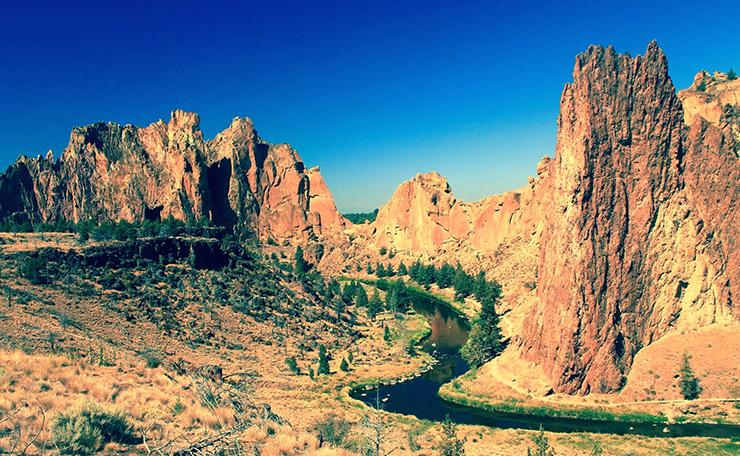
(520, 42, 739, 394)
(367, 42, 740, 394)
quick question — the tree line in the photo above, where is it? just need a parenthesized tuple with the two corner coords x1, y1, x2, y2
(0, 217, 221, 242)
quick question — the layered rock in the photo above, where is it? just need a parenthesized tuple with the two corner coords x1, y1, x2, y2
(0, 110, 345, 241)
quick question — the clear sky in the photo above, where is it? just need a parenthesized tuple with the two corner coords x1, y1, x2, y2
(1, 1, 739, 212)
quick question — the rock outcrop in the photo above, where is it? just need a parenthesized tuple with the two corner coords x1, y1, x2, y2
(363, 42, 740, 395)
(370, 166, 549, 260)
(0, 111, 346, 242)
(520, 41, 739, 394)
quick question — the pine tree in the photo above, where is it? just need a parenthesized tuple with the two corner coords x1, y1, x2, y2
(397, 261, 408, 276)
(460, 286, 504, 367)
(376, 262, 386, 278)
(437, 262, 455, 289)
(285, 356, 300, 375)
(294, 245, 310, 275)
(386, 279, 410, 313)
(438, 415, 466, 456)
(383, 325, 392, 344)
(729, 67, 737, 81)
(318, 344, 330, 375)
(355, 285, 369, 307)
(453, 266, 474, 302)
(527, 424, 555, 456)
(368, 289, 384, 319)
(340, 358, 349, 372)
(679, 353, 702, 400)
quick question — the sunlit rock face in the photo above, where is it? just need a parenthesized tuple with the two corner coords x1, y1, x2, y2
(370, 170, 548, 258)
(367, 42, 740, 395)
(521, 41, 740, 394)
(0, 110, 345, 242)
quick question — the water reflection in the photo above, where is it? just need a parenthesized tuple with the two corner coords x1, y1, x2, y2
(351, 289, 740, 438)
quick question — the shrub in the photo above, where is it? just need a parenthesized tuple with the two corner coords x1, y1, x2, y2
(313, 413, 351, 447)
(51, 401, 136, 455)
(145, 352, 162, 369)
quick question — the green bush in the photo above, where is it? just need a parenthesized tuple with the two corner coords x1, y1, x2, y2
(51, 401, 136, 454)
(23, 255, 47, 285)
(145, 353, 162, 369)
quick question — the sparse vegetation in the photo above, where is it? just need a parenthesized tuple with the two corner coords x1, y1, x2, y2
(527, 424, 555, 456)
(438, 415, 466, 456)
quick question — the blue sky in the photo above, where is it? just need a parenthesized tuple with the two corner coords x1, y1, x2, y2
(1, 1, 739, 212)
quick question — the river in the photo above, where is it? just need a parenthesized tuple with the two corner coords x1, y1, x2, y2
(351, 289, 740, 438)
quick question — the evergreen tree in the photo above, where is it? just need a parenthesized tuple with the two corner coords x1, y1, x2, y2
(342, 281, 358, 303)
(679, 353, 702, 400)
(318, 344, 330, 375)
(366, 262, 374, 274)
(367, 289, 384, 319)
(294, 245, 310, 275)
(397, 261, 408, 276)
(385, 262, 395, 277)
(438, 415, 466, 456)
(355, 285, 369, 307)
(327, 278, 342, 299)
(340, 358, 349, 372)
(460, 287, 504, 367)
(437, 262, 455, 289)
(408, 260, 422, 282)
(729, 67, 737, 81)
(383, 325, 392, 344)
(376, 262, 386, 278)
(453, 266, 474, 302)
(527, 424, 555, 456)
(386, 279, 410, 313)
(285, 356, 300, 375)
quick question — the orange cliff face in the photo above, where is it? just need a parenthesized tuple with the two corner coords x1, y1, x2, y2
(521, 42, 740, 394)
(358, 42, 740, 396)
(369, 161, 551, 260)
(0, 110, 346, 243)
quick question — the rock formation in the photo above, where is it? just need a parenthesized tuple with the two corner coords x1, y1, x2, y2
(364, 41, 740, 395)
(370, 165, 549, 260)
(0, 110, 346, 242)
(520, 41, 740, 394)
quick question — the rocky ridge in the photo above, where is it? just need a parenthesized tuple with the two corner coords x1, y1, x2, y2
(2, 42, 739, 396)
(0, 110, 346, 243)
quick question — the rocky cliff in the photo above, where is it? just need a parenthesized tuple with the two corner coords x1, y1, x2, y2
(0, 110, 346, 242)
(370, 162, 550, 259)
(519, 41, 740, 394)
(364, 42, 740, 395)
